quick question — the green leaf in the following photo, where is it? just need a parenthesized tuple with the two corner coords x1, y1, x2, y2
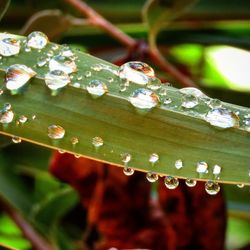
(0, 33, 250, 186)
(0, 0, 10, 22)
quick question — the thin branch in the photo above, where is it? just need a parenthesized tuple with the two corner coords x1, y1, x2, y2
(0, 197, 55, 250)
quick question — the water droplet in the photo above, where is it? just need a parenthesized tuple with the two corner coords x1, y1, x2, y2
(74, 154, 81, 158)
(27, 31, 48, 50)
(5, 64, 36, 91)
(47, 125, 65, 139)
(24, 47, 31, 52)
(185, 178, 197, 187)
(175, 159, 183, 169)
(45, 70, 70, 90)
(205, 181, 220, 195)
(208, 99, 222, 108)
(237, 184, 244, 188)
(108, 77, 114, 83)
(85, 71, 92, 77)
(58, 149, 65, 154)
(196, 161, 208, 174)
(0, 89, 4, 95)
(149, 153, 159, 164)
(0, 35, 21, 56)
(179, 87, 204, 97)
(52, 44, 59, 51)
(212, 165, 221, 175)
(72, 82, 81, 88)
(60, 46, 74, 57)
(0, 104, 14, 124)
(86, 80, 108, 97)
(32, 115, 36, 120)
(37, 56, 48, 67)
(243, 118, 250, 132)
(205, 108, 240, 129)
(119, 61, 155, 85)
(164, 176, 179, 189)
(91, 64, 103, 72)
(12, 136, 21, 144)
(147, 78, 162, 90)
(77, 75, 82, 81)
(129, 88, 159, 110)
(18, 115, 28, 124)
(71, 137, 79, 145)
(146, 172, 159, 182)
(92, 136, 104, 148)
(49, 55, 77, 74)
(123, 166, 134, 176)
(181, 94, 199, 109)
(120, 153, 131, 164)
(163, 97, 172, 105)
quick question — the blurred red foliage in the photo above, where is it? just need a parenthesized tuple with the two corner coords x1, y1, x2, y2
(49, 152, 226, 250)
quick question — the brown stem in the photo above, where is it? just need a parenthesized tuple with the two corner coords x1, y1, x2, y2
(0, 198, 55, 250)
(64, 0, 197, 88)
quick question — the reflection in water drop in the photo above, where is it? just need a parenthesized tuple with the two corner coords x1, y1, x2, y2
(205, 108, 240, 129)
(47, 125, 65, 139)
(185, 178, 197, 187)
(0, 104, 14, 124)
(146, 172, 158, 182)
(18, 115, 28, 124)
(5, 64, 36, 91)
(196, 161, 208, 174)
(205, 181, 220, 195)
(27, 31, 48, 50)
(164, 176, 179, 189)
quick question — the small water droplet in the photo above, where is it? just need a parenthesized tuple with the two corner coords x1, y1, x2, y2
(208, 99, 222, 108)
(27, 31, 48, 50)
(71, 137, 79, 145)
(0, 104, 14, 124)
(119, 61, 155, 85)
(120, 153, 131, 164)
(123, 166, 134, 176)
(163, 97, 172, 105)
(185, 178, 197, 187)
(181, 94, 199, 109)
(146, 172, 159, 182)
(45, 70, 70, 90)
(85, 71, 92, 77)
(196, 161, 208, 174)
(179, 87, 204, 97)
(58, 149, 65, 154)
(175, 159, 183, 169)
(32, 115, 36, 120)
(18, 115, 28, 124)
(77, 75, 82, 81)
(12, 136, 21, 144)
(212, 165, 221, 175)
(237, 184, 244, 188)
(49, 55, 77, 74)
(164, 176, 179, 189)
(37, 56, 48, 67)
(52, 44, 59, 51)
(86, 80, 108, 97)
(108, 77, 114, 83)
(149, 153, 159, 164)
(5, 64, 36, 91)
(0, 35, 21, 56)
(74, 154, 81, 158)
(92, 136, 104, 148)
(147, 78, 162, 90)
(205, 181, 220, 195)
(91, 64, 103, 72)
(60, 46, 74, 57)
(205, 108, 240, 129)
(129, 88, 159, 110)
(47, 125, 65, 139)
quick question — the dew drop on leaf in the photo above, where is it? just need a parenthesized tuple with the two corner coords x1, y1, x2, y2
(196, 161, 208, 174)
(123, 166, 134, 176)
(86, 80, 108, 97)
(18, 115, 28, 124)
(212, 165, 221, 175)
(181, 94, 199, 109)
(71, 137, 79, 145)
(164, 176, 179, 189)
(179, 87, 205, 97)
(47, 125, 65, 139)
(146, 172, 158, 182)
(45, 70, 70, 90)
(175, 159, 183, 169)
(149, 153, 159, 163)
(185, 178, 197, 187)
(205, 181, 220, 195)
(129, 88, 159, 110)
(12, 136, 21, 144)
(92, 136, 104, 148)
(120, 153, 131, 164)
(205, 108, 240, 129)
(0, 104, 14, 124)
(5, 64, 36, 91)
(27, 31, 48, 50)
(0, 35, 21, 56)
(49, 55, 77, 74)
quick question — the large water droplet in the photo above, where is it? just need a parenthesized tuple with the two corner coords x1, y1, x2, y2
(0, 35, 20, 56)
(49, 55, 77, 74)
(92, 136, 104, 148)
(47, 125, 65, 139)
(164, 176, 179, 189)
(120, 153, 131, 164)
(146, 172, 159, 182)
(149, 153, 159, 164)
(196, 161, 208, 174)
(205, 108, 240, 129)
(175, 159, 183, 169)
(0, 104, 14, 124)
(205, 181, 220, 195)
(27, 31, 48, 50)
(119, 61, 155, 85)
(123, 166, 134, 176)
(185, 178, 197, 187)
(45, 70, 70, 90)
(129, 88, 159, 110)
(86, 80, 108, 97)
(12, 136, 21, 144)
(5, 64, 36, 91)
